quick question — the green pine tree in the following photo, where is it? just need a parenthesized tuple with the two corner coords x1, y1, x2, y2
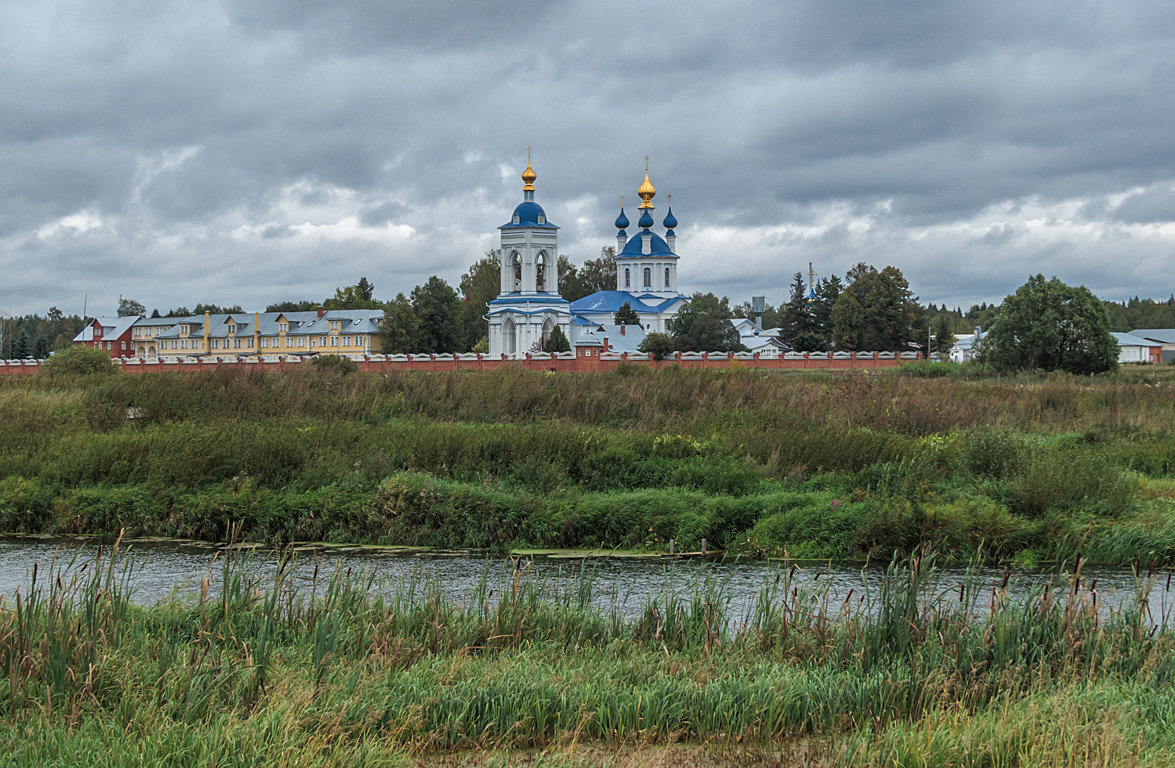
(410, 276, 462, 353)
(380, 293, 420, 354)
(613, 302, 641, 326)
(542, 326, 571, 353)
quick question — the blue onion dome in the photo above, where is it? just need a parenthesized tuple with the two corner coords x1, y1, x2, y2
(615, 207, 629, 230)
(638, 209, 655, 229)
(511, 200, 548, 226)
(663, 207, 677, 230)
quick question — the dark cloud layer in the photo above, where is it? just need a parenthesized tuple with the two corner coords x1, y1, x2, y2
(2, 0, 1174, 317)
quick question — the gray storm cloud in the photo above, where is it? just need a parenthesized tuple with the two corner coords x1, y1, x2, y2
(1, 0, 1173, 316)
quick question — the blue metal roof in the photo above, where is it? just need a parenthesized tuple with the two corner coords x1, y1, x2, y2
(573, 323, 646, 354)
(1129, 329, 1175, 343)
(569, 291, 686, 315)
(500, 201, 558, 229)
(643, 295, 688, 312)
(569, 291, 659, 314)
(616, 230, 678, 259)
(1112, 332, 1159, 347)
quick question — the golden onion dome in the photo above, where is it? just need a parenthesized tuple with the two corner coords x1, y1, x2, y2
(637, 156, 656, 208)
(637, 172, 656, 207)
(521, 148, 537, 191)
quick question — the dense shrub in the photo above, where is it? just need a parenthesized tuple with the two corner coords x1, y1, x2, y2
(39, 346, 119, 377)
(0, 476, 53, 532)
(958, 428, 1028, 479)
(1005, 445, 1139, 518)
(310, 355, 358, 374)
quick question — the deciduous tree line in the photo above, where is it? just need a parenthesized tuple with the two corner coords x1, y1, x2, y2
(10, 251, 1124, 374)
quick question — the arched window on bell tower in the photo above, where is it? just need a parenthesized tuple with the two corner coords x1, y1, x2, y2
(536, 251, 547, 292)
(512, 252, 522, 292)
(503, 316, 516, 356)
(624, 268, 631, 289)
(664, 267, 671, 289)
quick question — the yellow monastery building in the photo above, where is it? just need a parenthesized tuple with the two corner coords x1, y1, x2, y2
(128, 309, 383, 360)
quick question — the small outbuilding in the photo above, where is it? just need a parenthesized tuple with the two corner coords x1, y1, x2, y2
(1112, 332, 1163, 364)
(1126, 329, 1175, 363)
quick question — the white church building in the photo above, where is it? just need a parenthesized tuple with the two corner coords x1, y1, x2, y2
(487, 156, 689, 358)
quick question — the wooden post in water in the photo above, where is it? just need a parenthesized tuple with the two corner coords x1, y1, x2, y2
(669, 539, 675, 556)
(701, 539, 707, 556)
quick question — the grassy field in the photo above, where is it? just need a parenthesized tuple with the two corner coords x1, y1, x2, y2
(1, 544, 1172, 767)
(3, 363, 1175, 564)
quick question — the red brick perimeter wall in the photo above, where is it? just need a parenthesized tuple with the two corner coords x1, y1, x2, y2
(0, 351, 920, 377)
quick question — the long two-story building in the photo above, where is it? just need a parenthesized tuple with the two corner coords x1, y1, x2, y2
(79, 309, 384, 360)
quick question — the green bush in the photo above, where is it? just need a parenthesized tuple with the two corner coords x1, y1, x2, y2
(743, 497, 860, 559)
(39, 346, 119, 377)
(638, 332, 675, 361)
(958, 428, 1028, 479)
(1006, 445, 1139, 518)
(310, 354, 358, 374)
(1083, 503, 1175, 564)
(0, 476, 52, 532)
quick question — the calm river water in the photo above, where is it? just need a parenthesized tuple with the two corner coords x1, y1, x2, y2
(1, 536, 1172, 627)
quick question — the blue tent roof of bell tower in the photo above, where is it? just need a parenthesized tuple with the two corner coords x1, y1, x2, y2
(500, 201, 558, 229)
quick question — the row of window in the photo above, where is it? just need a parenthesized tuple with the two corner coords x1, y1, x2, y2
(211, 338, 252, 350)
(154, 335, 368, 352)
(623, 267, 672, 290)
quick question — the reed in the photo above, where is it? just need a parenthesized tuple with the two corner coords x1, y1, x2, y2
(1, 549, 1172, 765)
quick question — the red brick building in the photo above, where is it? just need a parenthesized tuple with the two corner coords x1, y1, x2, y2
(73, 316, 139, 358)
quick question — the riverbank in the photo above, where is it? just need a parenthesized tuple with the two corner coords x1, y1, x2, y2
(0, 532, 677, 561)
(2, 550, 1172, 767)
(3, 365, 1175, 565)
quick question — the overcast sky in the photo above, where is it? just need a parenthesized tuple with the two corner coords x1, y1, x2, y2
(2, 0, 1174, 317)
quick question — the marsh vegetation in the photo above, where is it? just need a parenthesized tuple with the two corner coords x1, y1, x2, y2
(2, 365, 1175, 565)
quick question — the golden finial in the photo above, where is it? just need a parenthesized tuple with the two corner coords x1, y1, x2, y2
(637, 155, 656, 209)
(667, 194, 672, 206)
(521, 147, 536, 191)
(620, 194, 625, 208)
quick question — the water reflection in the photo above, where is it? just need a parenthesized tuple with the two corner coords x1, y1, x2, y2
(1, 537, 1171, 628)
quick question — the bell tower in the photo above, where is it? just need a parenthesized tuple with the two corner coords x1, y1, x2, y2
(485, 151, 572, 358)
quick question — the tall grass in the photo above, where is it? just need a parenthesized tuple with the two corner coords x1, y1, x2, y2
(2, 549, 1172, 765)
(4, 367, 1175, 564)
